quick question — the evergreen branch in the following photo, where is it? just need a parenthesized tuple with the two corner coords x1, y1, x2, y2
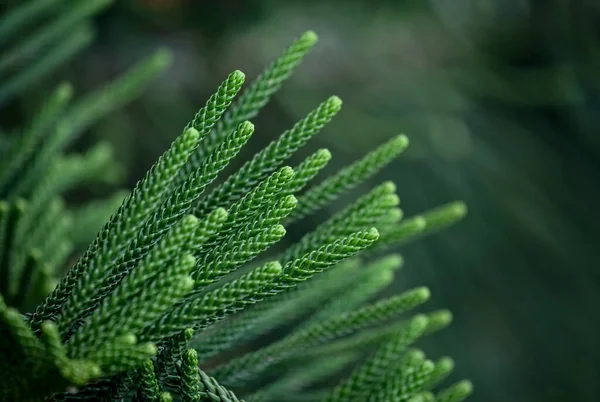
(38, 321, 102, 386)
(285, 148, 331, 195)
(67, 253, 196, 355)
(180, 349, 201, 402)
(196, 31, 318, 164)
(0, 22, 471, 401)
(282, 289, 429, 353)
(18, 197, 65, 251)
(0, 82, 72, 195)
(292, 305, 418, 363)
(31, 265, 57, 305)
(211, 277, 426, 386)
(377, 207, 404, 229)
(375, 201, 467, 252)
(30, 127, 200, 334)
(0, 0, 62, 46)
(375, 216, 427, 251)
(57, 214, 201, 336)
(155, 328, 194, 389)
(191, 207, 230, 254)
(199, 230, 376, 347)
(324, 181, 399, 232)
(301, 323, 396, 360)
(304, 254, 401, 325)
(361, 349, 435, 402)
(202, 166, 295, 249)
(54, 141, 122, 187)
(371, 207, 404, 245)
(143, 213, 289, 362)
(255, 257, 361, 329)
(282, 181, 398, 264)
(112, 121, 255, 275)
(289, 135, 409, 222)
(374, 358, 435, 402)
(281, 255, 361, 302)
(0, 299, 101, 400)
(194, 96, 341, 216)
(247, 353, 357, 402)
(424, 357, 455, 390)
(307, 308, 453, 361)
(11, 47, 168, 184)
(14, 141, 119, 221)
(188, 175, 295, 296)
(197, 367, 244, 402)
(423, 310, 453, 336)
(109, 118, 254, 296)
(418, 201, 468, 237)
(10, 197, 72, 288)
(84, 333, 157, 375)
(138, 360, 160, 402)
(225, 194, 297, 242)
(190, 303, 260, 362)
(145, 261, 282, 339)
(435, 380, 473, 402)
(402, 348, 428, 367)
(324, 315, 430, 402)
(0, 199, 27, 298)
(0, 23, 93, 107)
(190, 224, 286, 292)
(12, 249, 42, 308)
(175, 70, 246, 185)
(191, 260, 361, 362)
(0, 0, 113, 78)
(185, 70, 246, 132)
(1, 294, 47, 375)
(277, 228, 380, 289)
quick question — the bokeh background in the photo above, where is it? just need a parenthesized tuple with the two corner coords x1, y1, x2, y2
(3, 0, 600, 401)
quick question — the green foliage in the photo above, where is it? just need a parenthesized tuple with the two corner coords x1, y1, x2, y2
(194, 95, 341, 218)
(288, 134, 408, 223)
(0, 0, 109, 106)
(0, 2, 470, 400)
(194, 30, 319, 168)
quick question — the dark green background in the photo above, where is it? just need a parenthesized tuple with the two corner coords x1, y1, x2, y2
(4, 0, 600, 401)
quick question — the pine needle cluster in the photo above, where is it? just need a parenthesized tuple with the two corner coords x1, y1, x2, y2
(0, 1, 472, 401)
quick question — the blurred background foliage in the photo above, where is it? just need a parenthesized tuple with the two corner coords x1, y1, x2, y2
(1, 0, 599, 401)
